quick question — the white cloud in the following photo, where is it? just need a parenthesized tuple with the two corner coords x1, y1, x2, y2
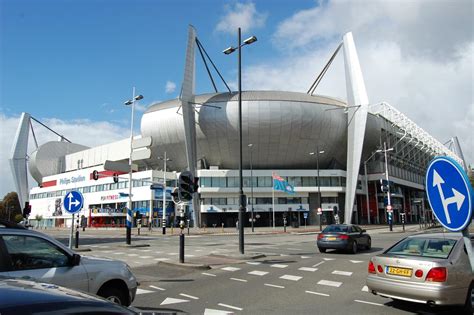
(215, 2, 267, 34)
(165, 81, 177, 94)
(243, 0, 474, 165)
(0, 114, 130, 197)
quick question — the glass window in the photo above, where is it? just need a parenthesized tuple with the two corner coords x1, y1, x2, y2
(256, 198, 272, 204)
(322, 225, 348, 233)
(227, 177, 239, 187)
(228, 198, 238, 205)
(3, 235, 70, 270)
(319, 177, 331, 186)
(212, 198, 227, 205)
(90, 186, 96, 192)
(288, 177, 302, 187)
(301, 197, 309, 204)
(277, 198, 287, 204)
(330, 177, 340, 187)
(211, 177, 226, 188)
(200, 177, 212, 187)
(258, 176, 272, 187)
(386, 238, 457, 259)
(202, 198, 212, 205)
(302, 177, 316, 186)
(287, 197, 302, 204)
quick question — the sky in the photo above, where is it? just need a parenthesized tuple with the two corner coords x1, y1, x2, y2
(0, 0, 473, 198)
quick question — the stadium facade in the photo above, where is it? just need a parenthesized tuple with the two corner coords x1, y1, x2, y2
(10, 27, 464, 229)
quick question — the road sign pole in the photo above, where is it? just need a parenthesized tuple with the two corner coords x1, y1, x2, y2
(69, 213, 74, 249)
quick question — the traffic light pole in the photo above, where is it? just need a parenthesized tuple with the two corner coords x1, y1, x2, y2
(162, 152, 167, 235)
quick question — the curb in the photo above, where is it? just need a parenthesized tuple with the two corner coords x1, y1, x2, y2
(209, 253, 266, 260)
(118, 244, 151, 248)
(157, 260, 211, 270)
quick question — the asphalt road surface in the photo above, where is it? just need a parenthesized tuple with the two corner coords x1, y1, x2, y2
(42, 227, 468, 314)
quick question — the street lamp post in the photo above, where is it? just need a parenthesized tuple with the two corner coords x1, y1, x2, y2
(310, 148, 325, 230)
(376, 142, 394, 231)
(248, 143, 254, 232)
(223, 28, 257, 255)
(158, 153, 171, 235)
(124, 88, 144, 245)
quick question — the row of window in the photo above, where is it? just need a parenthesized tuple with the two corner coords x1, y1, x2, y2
(201, 196, 338, 206)
(30, 178, 154, 200)
(200, 176, 347, 188)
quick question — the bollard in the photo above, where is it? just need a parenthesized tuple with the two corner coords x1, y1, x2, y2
(179, 233, 185, 263)
(283, 218, 287, 233)
(221, 223, 224, 233)
(75, 230, 79, 248)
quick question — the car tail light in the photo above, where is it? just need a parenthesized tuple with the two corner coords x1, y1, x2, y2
(415, 269, 423, 278)
(339, 234, 349, 240)
(318, 233, 324, 240)
(368, 261, 376, 274)
(426, 267, 447, 282)
(377, 265, 383, 273)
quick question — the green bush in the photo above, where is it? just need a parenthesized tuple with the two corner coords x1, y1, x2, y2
(14, 214, 24, 223)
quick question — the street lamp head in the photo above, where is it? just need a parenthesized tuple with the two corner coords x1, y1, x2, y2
(124, 100, 133, 106)
(134, 94, 144, 101)
(309, 152, 315, 156)
(376, 149, 382, 153)
(248, 143, 253, 148)
(223, 46, 236, 55)
(243, 36, 257, 45)
(319, 150, 325, 154)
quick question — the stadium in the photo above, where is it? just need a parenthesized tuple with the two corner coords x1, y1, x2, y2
(10, 27, 466, 229)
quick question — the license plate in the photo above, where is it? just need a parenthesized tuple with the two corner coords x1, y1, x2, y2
(326, 237, 336, 241)
(386, 266, 412, 277)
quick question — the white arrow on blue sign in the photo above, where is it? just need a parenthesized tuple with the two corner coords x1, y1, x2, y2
(63, 191, 84, 214)
(426, 157, 473, 232)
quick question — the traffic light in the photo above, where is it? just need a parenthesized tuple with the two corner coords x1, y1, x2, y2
(171, 187, 180, 203)
(380, 179, 388, 192)
(113, 173, 119, 183)
(178, 171, 195, 202)
(92, 170, 99, 180)
(193, 177, 199, 193)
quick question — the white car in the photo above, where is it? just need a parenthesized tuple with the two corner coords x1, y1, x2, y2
(0, 222, 138, 306)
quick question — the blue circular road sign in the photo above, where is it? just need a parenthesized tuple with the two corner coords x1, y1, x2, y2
(426, 157, 473, 232)
(63, 190, 84, 214)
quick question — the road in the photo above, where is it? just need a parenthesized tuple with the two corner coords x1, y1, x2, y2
(42, 226, 467, 314)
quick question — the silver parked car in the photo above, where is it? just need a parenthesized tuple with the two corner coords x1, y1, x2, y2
(0, 223, 138, 306)
(366, 233, 473, 312)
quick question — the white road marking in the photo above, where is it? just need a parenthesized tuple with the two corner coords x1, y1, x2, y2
(134, 261, 142, 264)
(312, 261, 325, 267)
(323, 258, 335, 261)
(222, 267, 241, 272)
(167, 252, 178, 255)
(317, 280, 342, 287)
(354, 300, 384, 306)
(160, 297, 190, 305)
(264, 283, 285, 289)
(299, 267, 317, 272)
(287, 248, 302, 251)
(154, 258, 170, 261)
(218, 303, 243, 311)
(246, 261, 261, 265)
(202, 272, 217, 277)
(187, 254, 195, 257)
(280, 254, 290, 257)
(301, 256, 310, 259)
(306, 290, 330, 297)
(180, 293, 199, 300)
(136, 288, 154, 295)
(271, 264, 288, 268)
(361, 286, 369, 292)
(139, 256, 152, 259)
(149, 285, 165, 291)
(127, 253, 139, 256)
(194, 249, 203, 252)
(140, 249, 151, 252)
(203, 308, 233, 315)
(350, 260, 364, 264)
(230, 278, 248, 282)
(332, 270, 353, 276)
(248, 270, 268, 276)
(280, 275, 302, 281)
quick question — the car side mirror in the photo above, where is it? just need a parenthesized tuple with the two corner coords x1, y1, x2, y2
(71, 254, 81, 266)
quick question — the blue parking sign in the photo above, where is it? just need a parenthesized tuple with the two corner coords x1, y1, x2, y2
(426, 157, 473, 232)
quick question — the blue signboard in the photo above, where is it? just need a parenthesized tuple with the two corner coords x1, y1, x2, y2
(426, 157, 473, 232)
(63, 191, 84, 214)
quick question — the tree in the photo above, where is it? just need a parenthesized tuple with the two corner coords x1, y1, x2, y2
(0, 192, 22, 221)
(35, 214, 44, 228)
(468, 165, 474, 190)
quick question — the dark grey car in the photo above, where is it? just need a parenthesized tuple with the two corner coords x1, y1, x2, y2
(317, 224, 371, 254)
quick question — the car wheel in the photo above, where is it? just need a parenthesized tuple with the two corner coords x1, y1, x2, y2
(465, 281, 473, 313)
(351, 241, 358, 254)
(98, 285, 128, 306)
(318, 247, 326, 253)
(366, 238, 372, 250)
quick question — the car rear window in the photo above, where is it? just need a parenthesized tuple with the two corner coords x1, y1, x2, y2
(322, 225, 348, 233)
(386, 238, 457, 259)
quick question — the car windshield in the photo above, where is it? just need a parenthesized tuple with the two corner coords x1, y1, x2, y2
(386, 238, 457, 259)
(322, 225, 348, 233)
